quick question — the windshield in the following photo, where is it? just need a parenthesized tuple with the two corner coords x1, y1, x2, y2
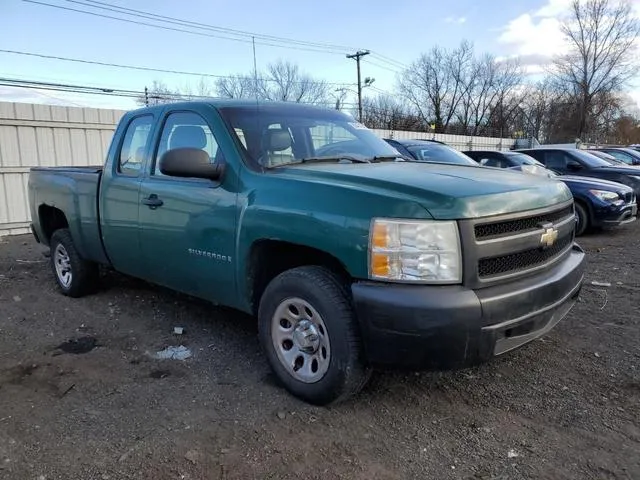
(406, 143, 477, 166)
(503, 152, 542, 166)
(571, 149, 614, 167)
(217, 104, 401, 168)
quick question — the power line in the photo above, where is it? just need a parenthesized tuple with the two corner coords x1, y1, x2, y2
(0, 49, 355, 87)
(0, 77, 359, 107)
(370, 53, 408, 70)
(21, 0, 353, 55)
(362, 59, 404, 74)
(67, 1, 410, 71)
(73, 0, 361, 53)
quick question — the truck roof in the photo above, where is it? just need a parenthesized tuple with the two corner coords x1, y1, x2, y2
(128, 99, 346, 115)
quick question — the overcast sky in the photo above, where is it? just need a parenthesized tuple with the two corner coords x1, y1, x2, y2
(1, 0, 639, 110)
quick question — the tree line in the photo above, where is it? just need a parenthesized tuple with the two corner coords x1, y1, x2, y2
(140, 0, 640, 145)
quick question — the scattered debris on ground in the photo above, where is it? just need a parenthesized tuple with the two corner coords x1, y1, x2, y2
(153, 345, 192, 360)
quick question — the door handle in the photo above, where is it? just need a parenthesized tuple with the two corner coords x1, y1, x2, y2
(142, 194, 164, 209)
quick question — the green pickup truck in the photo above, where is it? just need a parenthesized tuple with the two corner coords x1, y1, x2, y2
(28, 100, 585, 405)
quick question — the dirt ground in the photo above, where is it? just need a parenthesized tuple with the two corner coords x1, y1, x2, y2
(0, 224, 639, 480)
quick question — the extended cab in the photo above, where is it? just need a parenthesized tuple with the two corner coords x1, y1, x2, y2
(29, 101, 585, 405)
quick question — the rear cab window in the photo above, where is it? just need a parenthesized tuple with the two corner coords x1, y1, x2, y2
(118, 115, 154, 176)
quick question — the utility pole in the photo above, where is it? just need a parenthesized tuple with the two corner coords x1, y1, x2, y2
(346, 50, 370, 122)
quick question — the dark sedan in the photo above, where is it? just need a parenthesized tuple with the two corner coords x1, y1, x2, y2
(591, 147, 640, 166)
(464, 149, 546, 169)
(464, 150, 637, 235)
(517, 148, 640, 207)
(383, 138, 478, 165)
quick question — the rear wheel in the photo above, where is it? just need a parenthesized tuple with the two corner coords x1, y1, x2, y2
(258, 266, 371, 405)
(50, 229, 99, 297)
(574, 202, 589, 236)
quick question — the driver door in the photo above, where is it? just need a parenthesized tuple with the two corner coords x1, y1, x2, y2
(137, 108, 238, 304)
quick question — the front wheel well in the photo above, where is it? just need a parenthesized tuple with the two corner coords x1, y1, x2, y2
(38, 205, 69, 243)
(247, 240, 352, 316)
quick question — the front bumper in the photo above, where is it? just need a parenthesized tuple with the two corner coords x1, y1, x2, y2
(351, 244, 586, 370)
(596, 202, 637, 227)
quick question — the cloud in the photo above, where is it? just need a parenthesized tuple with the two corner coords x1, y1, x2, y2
(498, 12, 566, 60)
(499, 0, 640, 69)
(445, 16, 467, 25)
(534, 0, 572, 18)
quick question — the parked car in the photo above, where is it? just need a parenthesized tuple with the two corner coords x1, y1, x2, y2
(29, 100, 585, 405)
(583, 149, 627, 165)
(517, 148, 640, 207)
(383, 138, 478, 165)
(463, 151, 636, 235)
(463, 150, 546, 169)
(591, 147, 640, 166)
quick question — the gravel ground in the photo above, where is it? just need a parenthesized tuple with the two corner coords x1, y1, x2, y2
(0, 225, 639, 480)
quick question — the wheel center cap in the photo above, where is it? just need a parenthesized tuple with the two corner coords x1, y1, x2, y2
(293, 319, 320, 354)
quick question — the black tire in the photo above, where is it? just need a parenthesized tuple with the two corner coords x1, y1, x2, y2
(258, 266, 371, 406)
(574, 202, 589, 236)
(49, 228, 100, 297)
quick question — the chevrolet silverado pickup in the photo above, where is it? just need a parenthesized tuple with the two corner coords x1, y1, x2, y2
(28, 100, 585, 405)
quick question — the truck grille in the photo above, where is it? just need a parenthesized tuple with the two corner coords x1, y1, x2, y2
(478, 233, 573, 278)
(474, 206, 573, 240)
(460, 201, 577, 286)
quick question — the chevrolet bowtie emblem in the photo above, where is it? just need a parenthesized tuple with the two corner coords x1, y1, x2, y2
(540, 227, 558, 248)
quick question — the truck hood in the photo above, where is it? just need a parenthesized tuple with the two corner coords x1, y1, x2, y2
(275, 162, 572, 219)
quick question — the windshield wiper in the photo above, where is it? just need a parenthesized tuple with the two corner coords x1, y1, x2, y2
(267, 155, 371, 168)
(370, 154, 415, 162)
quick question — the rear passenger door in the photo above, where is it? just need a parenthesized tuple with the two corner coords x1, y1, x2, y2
(137, 108, 238, 303)
(100, 113, 155, 278)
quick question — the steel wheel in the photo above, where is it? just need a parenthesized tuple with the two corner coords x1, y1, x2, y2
(53, 243, 73, 288)
(271, 297, 331, 384)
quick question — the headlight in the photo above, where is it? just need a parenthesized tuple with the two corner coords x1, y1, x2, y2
(369, 218, 462, 283)
(589, 189, 623, 205)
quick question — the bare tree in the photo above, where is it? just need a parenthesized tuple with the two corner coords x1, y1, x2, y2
(137, 80, 182, 106)
(215, 74, 256, 99)
(398, 41, 475, 132)
(552, 0, 640, 138)
(214, 60, 330, 105)
(456, 55, 523, 135)
(360, 95, 423, 131)
(181, 76, 215, 99)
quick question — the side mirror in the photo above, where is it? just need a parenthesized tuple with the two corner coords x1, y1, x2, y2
(159, 148, 224, 180)
(567, 160, 582, 171)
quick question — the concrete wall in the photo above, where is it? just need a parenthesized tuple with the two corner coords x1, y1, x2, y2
(0, 101, 514, 236)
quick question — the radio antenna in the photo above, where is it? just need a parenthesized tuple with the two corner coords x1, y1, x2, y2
(251, 36, 264, 170)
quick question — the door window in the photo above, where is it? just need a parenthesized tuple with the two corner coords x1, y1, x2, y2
(154, 111, 220, 176)
(479, 156, 506, 168)
(118, 115, 153, 176)
(543, 151, 571, 170)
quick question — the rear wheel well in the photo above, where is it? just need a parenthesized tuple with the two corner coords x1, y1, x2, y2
(38, 205, 69, 243)
(247, 240, 351, 316)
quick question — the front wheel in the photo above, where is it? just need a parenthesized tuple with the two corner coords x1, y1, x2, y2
(574, 202, 589, 236)
(258, 266, 371, 405)
(50, 229, 99, 297)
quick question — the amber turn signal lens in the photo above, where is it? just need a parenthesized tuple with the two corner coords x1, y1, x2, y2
(371, 253, 390, 277)
(372, 222, 388, 249)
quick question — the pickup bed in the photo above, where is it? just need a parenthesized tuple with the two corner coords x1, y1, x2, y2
(29, 100, 586, 405)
